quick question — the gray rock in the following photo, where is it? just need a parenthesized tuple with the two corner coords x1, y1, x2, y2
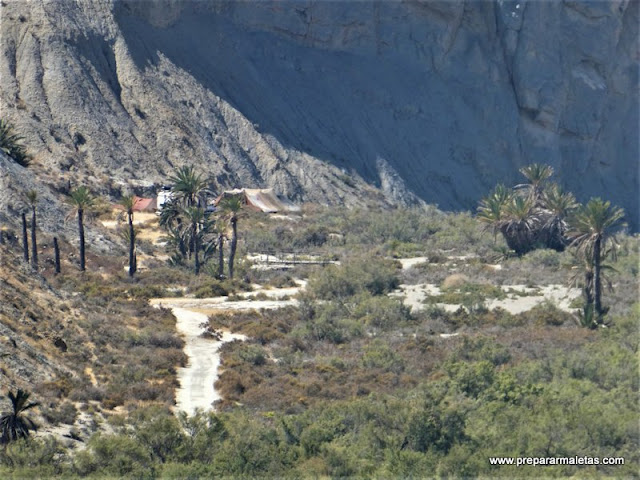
(0, 0, 637, 231)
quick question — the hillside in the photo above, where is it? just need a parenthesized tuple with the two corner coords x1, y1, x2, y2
(1, 0, 638, 229)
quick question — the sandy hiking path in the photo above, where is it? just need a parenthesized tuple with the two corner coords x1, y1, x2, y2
(151, 284, 302, 415)
(151, 305, 245, 415)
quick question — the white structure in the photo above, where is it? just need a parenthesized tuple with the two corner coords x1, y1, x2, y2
(157, 189, 174, 211)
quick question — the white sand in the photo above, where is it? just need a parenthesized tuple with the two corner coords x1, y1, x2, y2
(151, 284, 302, 415)
(392, 283, 580, 314)
(172, 307, 245, 415)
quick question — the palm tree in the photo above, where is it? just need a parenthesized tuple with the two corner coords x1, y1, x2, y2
(168, 166, 209, 208)
(183, 206, 206, 275)
(53, 237, 61, 274)
(167, 166, 210, 257)
(477, 184, 513, 241)
(26, 190, 38, 269)
(569, 198, 626, 322)
(120, 195, 139, 277)
(67, 186, 95, 271)
(539, 183, 578, 251)
(502, 196, 539, 255)
(159, 198, 188, 259)
(219, 196, 243, 279)
(0, 119, 30, 167)
(214, 223, 226, 279)
(0, 389, 39, 444)
(517, 163, 554, 204)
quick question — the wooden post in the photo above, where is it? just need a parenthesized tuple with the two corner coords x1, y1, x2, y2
(53, 237, 61, 274)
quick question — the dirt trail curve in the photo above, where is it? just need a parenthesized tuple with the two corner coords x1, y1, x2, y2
(150, 284, 303, 415)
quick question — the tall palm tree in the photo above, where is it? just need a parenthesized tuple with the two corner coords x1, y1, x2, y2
(53, 237, 61, 274)
(569, 198, 626, 322)
(214, 223, 226, 279)
(120, 195, 139, 277)
(219, 196, 243, 279)
(567, 248, 616, 328)
(0, 389, 39, 444)
(67, 186, 95, 271)
(26, 190, 38, 269)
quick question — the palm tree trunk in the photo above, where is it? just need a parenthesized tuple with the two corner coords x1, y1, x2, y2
(193, 224, 200, 275)
(21, 213, 29, 263)
(593, 235, 602, 320)
(128, 213, 135, 277)
(228, 216, 237, 279)
(30, 206, 38, 269)
(217, 233, 224, 279)
(53, 237, 61, 274)
(78, 208, 86, 271)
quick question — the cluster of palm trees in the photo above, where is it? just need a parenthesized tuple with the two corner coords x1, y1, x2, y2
(477, 163, 626, 327)
(11, 164, 244, 280)
(14, 186, 91, 275)
(18, 190, 51, 272)
(159, 166, 243, 278)
(477, 164, 578, 255)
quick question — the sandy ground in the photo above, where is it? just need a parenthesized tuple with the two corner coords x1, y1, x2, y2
(392, 283, 581, 314)
(169, 307, 245, 415)
(151, 283, 302, 415)
(397, 257, 429, 269)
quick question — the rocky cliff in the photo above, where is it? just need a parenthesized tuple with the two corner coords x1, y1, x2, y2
(1, 0, 637, 229)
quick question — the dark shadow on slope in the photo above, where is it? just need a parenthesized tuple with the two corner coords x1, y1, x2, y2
(113, 1, 639, 229)
(70, 33, 122, 106)
(113, 1, 520, 211)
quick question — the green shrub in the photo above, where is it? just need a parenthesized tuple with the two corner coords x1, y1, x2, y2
(42, 401, 77, 426)
(0, 437, 69, 477)
(361, 339, 405, 373)
(307, 256, 399, 300)
(234, 344, 268, 366)
(352, 293, 413, 330)
(299, 301, 363, 344)
(523, 248, 562, 268)
(517, 301, 574, 326)
(193, 280, 229, 298)
(74, 433, 155, 478)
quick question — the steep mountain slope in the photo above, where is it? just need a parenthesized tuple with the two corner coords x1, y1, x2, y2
(1, 0, 637, 229)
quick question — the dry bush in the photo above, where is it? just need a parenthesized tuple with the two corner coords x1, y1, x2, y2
(441, 274, 470, 290)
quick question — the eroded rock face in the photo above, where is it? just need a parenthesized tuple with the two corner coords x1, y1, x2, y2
(0, 0, 637, 228)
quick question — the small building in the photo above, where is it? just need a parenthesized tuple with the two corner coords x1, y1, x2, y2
(132, 196, 157, 212)
(214, 188, 300, 213)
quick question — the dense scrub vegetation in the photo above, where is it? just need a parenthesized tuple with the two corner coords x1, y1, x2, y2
(1, 305, 637, 477)
(1, 185, 638, 477)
